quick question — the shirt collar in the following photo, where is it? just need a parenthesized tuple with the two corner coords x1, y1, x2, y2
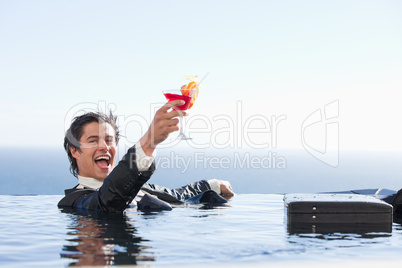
(77, 175, 103, 189)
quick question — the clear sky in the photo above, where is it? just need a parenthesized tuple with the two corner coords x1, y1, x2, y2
(1, 0, 401, 153)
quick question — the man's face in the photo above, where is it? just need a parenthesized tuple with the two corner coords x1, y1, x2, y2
(71, 122, 117, 181)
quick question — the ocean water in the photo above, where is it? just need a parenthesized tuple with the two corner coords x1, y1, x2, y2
(0, 147, 401, 195)
(1, 194, 402, 267)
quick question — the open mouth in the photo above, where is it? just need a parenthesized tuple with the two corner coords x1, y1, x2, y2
(94, 155, 111, 169)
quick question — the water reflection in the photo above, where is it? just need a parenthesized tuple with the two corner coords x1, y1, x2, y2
(60, 208, 154, 266)
(286, 223, 395, 257)
(286, 219, 394, 254)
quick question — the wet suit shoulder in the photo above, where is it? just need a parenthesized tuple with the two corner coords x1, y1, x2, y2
(58, 146, 155, 212)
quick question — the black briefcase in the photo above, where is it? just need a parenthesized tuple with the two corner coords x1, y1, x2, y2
(284, 193, 393, 234)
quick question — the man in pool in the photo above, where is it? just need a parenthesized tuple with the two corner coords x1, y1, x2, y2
(58, 100, 234, 212)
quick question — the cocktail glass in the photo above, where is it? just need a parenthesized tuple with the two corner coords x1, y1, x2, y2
(163, 89, 193, 140)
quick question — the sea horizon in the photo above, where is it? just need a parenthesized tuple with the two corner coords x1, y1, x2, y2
(1, 146, 401, 196)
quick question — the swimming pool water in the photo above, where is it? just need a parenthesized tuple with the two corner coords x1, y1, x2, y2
(1, 194, 402, 267)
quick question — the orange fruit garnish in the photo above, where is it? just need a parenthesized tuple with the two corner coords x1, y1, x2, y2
(180, 78, 199, 109)
(188, 88, 199, 109)
(187, 81, 197, 90)
(181, 84, 191, 96)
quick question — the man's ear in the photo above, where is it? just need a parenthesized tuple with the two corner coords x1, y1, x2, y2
(70, 146, 80, 159)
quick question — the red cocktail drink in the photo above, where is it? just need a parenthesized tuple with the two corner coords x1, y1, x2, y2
(163, 75, 201, 140)
(163, 93, 192, 111)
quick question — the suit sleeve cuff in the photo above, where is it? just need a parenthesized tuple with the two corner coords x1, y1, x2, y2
(207, 179, 221, 194)
(135, 141, 156, 171)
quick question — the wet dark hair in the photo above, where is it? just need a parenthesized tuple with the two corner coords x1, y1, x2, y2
(64, 111, 120, 178)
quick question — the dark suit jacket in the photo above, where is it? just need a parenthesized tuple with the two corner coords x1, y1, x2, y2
(58, 146, 214, 212)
